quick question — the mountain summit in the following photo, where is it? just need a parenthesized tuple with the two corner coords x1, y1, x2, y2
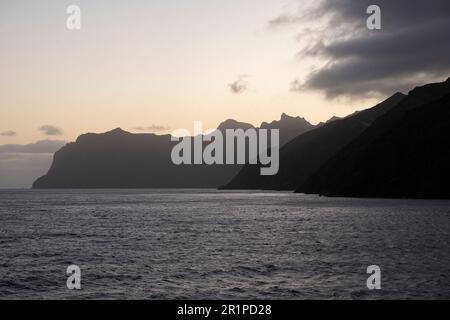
(260, 113, 315, 146)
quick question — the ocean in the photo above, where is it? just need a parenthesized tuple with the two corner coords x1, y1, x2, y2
(0, 189, 449, 299)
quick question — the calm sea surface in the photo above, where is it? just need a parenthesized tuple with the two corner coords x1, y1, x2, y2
(0, 189, 449, 299)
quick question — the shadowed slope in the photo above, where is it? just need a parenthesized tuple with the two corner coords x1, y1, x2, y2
(222, 92, 406, 190)
(298, 78, 450, 198)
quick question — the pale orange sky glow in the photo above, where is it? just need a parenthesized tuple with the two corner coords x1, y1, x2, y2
(0, 0, 381, 145)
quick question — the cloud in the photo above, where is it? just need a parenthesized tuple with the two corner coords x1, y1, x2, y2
(132, 125, 170, 132)
(268, 14, 303, 28)
(283, 0, 450, 98)
(39, 125, 63, 136)
(0, 140, 66, 154)
(290, 79, 302, 92)
(268, 0, 317, 29)
(229, 75, 250, 94)
(0, 130, 16, 137)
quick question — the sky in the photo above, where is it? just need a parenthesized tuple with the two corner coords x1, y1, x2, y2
(0, 0, 369, 146)
(1, 0, 450, 187)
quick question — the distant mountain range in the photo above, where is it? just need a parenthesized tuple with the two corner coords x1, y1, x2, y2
(32, 114, 314, 189)
(33, 77, 450, 198)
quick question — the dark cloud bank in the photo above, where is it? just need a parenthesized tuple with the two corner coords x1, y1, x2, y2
(282, 0, 450, 98)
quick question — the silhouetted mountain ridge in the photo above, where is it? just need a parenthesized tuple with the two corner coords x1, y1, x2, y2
(217, 119, 254, 131)
(260, 113, 315, 146)
(33, 114, 315, 189)
(297, 78, 450, 198)
(221, 91, 406, 190)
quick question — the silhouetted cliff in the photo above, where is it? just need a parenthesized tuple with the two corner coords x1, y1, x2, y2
(297, 78, 450, 198)
(221, 92, 406, 190)
(260, 113, 315, 146)
(33, 128, 239, 188)
(33, 114, 314, 188)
